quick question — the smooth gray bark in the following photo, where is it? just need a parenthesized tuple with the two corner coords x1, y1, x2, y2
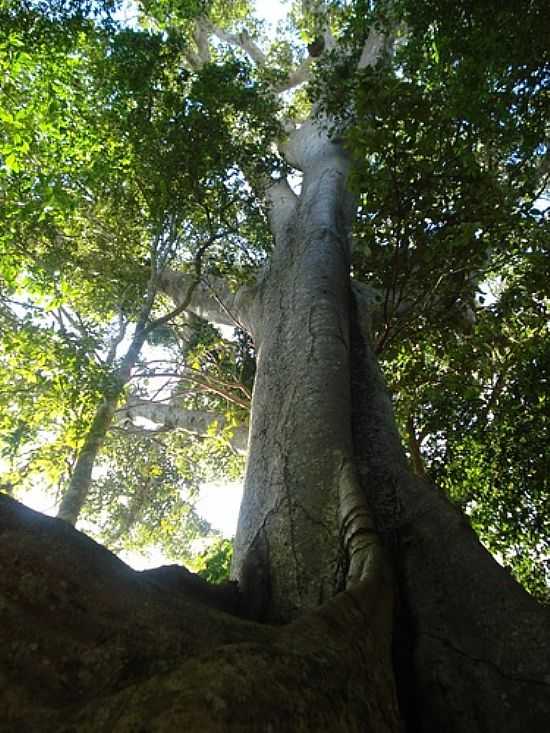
(118, 399, 249, 454)
(231, 120, 378, 621)
(159, 270, 256, 333)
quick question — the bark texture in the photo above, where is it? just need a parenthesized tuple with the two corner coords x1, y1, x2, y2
(118, 399, 249, 454)
(158, 270, 256, 333)
(230, 120, 381, 622)
(350, 304, 550, 732)
(0, 495, 398, 732)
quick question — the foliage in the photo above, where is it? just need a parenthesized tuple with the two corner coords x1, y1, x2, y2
(0, 306, 117, 495)
(0, 0, 262, 518)
(194, 536, 233, 583)
(387, 281, 549, 595)
(81, 430, 215, 562)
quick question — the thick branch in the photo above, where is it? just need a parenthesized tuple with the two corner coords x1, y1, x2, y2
(159, 270, 256, 333)
(118, 399, 249, 454)
(104, 310, 128, 365)
(358, 27, 386, 69)
(193, 20, 212, 65)
(406, 414, 426, 476)
(271, 57, 313, 93)
(205, 21, 267, 66)
(351, 279, 384, 334)
(203, 17, 313, 94)
(56, 322, 149, 525)
(265, 178, 299, 239)
(279, 119, 329, 171)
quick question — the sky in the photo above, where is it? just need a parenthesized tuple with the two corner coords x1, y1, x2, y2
(17, 0, 293, 569)
(258, 0, 288, 27)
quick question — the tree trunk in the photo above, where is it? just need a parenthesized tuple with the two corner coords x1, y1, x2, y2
(232, 121, 376, 622)
(57, 329, 147, 525)
(228, 112, 550, 729)
(1, 286, 549, 730)
(350, 306, 550, 731)
(0, 494, 399, 732)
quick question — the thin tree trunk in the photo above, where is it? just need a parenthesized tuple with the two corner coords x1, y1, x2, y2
(56, 249, 213, 525)
(406, 413, 426, 476)
(57, 328, 147, 525)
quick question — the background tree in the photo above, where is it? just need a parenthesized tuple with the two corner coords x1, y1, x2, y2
(0, 2, 265, 535)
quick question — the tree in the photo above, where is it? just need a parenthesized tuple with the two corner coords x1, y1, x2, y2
(1, 0, 549, 731)
(0, 1, 259, 531)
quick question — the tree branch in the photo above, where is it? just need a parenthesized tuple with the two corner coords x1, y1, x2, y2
(271, 58, 313, 93)
(265, 178, 299, 238)
(201, 17, 312, 94)
(117, 399, 249, 454)
(158, 269, 256, 333)
(205, 20, 267, 66)
(358, 27, 386, 70)
(104, 310, 128, 366)
(194, 20, 212, 65)
(406, 414, 426, 477)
